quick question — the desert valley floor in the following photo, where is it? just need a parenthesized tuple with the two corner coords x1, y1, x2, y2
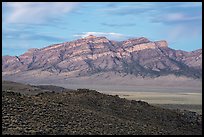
(3, 73, 202, 114)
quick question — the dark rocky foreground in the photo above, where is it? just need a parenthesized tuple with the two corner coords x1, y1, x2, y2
(2, 87, 202, 135)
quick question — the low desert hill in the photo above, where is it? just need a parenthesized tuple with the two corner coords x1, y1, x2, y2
(2, 81, 202, 135)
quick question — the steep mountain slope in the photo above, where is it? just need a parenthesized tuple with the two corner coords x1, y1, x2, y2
(2, 35, 202, 79)
(2, 81, 202, 135)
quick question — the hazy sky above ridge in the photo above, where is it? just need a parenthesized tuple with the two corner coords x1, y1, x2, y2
(2, 2, 202, 56)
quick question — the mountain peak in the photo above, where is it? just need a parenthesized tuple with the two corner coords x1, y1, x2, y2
(84, 35, 98, 39)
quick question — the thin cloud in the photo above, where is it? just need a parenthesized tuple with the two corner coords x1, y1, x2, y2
(102, 3, 155, 16)
(3, 29, 66, 42)
(150, 6, 202, 42)
(150, 6, 202, 24)
(104, 2, 201, 16)
(4, 2, 79, 24)
(74, 32, 129, 40)
(101, 23, 136, 27)
(103, 2, 202, 25)
(104, 2, 201, 44)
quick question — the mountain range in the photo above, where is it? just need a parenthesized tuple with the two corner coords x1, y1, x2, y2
(2, 35, 202, 80)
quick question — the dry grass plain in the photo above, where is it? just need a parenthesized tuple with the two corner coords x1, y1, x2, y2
(99, 91, 202, 114)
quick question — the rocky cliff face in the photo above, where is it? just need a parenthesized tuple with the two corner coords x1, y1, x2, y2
(2, 35, 202, 79)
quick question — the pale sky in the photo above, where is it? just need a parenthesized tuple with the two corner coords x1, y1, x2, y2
(2, 2, 202, 56)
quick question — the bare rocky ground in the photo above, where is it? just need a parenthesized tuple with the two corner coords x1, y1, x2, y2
(153, 104, 202, 115)
(2, 81, 202, 135)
